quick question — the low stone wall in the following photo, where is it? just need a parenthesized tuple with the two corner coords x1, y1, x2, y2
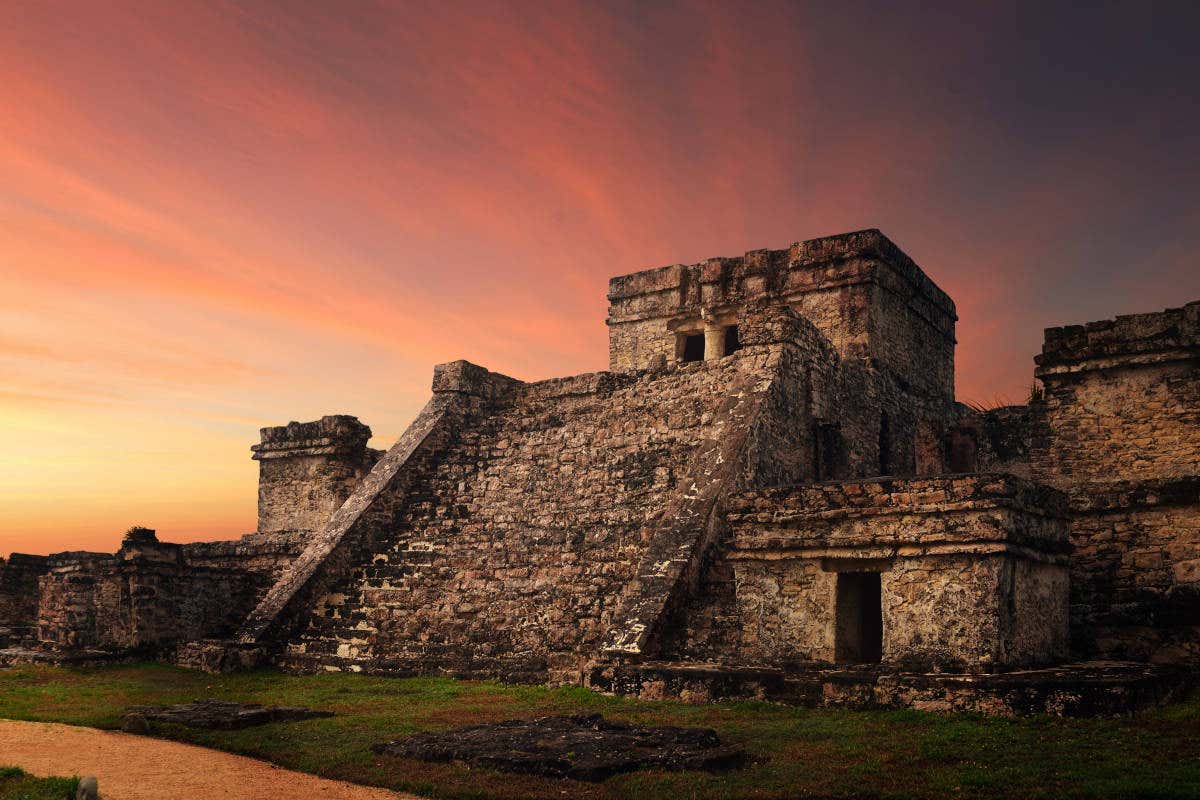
(182, 531, 308, 573)
(0, 554, 50, 646)
(35, 532, 306, 654)
(663, 475, 1070, 672)
(587, 660, 1193, 717)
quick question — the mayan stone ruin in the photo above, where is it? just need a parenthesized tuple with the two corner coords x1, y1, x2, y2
(2, 229, 1196, 715)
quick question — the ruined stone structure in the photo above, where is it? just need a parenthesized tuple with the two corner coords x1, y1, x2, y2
(3, 229, 1195, 713)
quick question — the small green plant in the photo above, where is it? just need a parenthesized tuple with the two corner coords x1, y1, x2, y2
(0, 766, 79, 800)
(123, 525, 156, 542)
(1027, 381, 1045, 403)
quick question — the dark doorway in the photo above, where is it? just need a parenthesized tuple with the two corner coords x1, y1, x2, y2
(835, 572, 883, 663)
(681, 333, 705, 363)
(723, 324, 741, 356)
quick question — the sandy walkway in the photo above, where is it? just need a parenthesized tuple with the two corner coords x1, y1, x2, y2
(0, 719, 419, 800)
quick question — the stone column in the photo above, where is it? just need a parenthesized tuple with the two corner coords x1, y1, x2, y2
(703, 323, 724, 361)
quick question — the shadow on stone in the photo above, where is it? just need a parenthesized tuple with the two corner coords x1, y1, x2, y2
(371, 713, 745, 781)
(122, 699, 332, 731)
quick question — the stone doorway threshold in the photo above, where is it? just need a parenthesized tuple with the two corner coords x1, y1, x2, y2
(0, 719, 419, 800)
(587, 660, 1196, 716)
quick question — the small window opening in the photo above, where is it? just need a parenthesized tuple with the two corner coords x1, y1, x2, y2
(723, 324, 741, 356)
(878, 412, 892, 475)
(680, 332, 705, 363)
(835, 572, 883, 663)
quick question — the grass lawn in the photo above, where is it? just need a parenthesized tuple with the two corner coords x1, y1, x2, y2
(0, 767, 78, 800)
(0, 663, 1197, 800)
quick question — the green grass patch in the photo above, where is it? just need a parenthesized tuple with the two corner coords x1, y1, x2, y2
(0, 766, 78, 800)
(0, 663, 1198, 799)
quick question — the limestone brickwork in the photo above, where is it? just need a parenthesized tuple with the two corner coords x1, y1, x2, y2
(253, 415, 382, 537)
(269, 307, 821, 682)
(34, 531, 305, 654)
(1030, 302, 1200, 665)
(606, 229, 957, 405)
(5, 229, 1197, 715)
(1032, 302, 1200, 486)
(662, 475, 1069, 673)
(0, 554, 50, 647)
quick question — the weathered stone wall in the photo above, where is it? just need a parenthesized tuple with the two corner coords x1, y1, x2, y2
(662, 475, 1070, 672)
(0, 554, 50, 645)
(1031, 303, 1200, 665)
(36, 552, 115, 649)
(35, 532, 305, 653)
(606, 229, 957, 404)
(1066, 478, 1199, 664)
(1032, 302, 1199, 487)
(182, 531, 308, 573)
(18, 228, 1196, 698)
(252, 415, 382, 536)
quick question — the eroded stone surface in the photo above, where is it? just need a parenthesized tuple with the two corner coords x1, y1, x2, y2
(122, 699, 332, 730)
(589, 660, 1194, 717)
(371, 714, 743, 780)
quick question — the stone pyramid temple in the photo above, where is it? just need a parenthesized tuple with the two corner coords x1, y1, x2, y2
(3, 230, 1197, 714)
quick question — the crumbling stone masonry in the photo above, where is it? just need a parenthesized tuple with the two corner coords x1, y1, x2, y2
(253, 415, 382, 537)
(1032, 302, 1200, 664)
(33, 531, 305, 655)
(0, 554, 48, 648)
(666, 475, 1070, 673)
(3, 229, 1196, 714)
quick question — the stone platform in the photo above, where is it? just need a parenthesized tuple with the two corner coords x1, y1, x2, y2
(372, 714, 744, 781)
(0, 646, 133, 669)
(587, 660, 1195, 717)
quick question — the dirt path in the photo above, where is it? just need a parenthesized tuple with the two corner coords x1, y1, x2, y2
(0, 719, 420, 800)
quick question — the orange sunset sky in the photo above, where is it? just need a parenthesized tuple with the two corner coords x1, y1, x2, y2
(3, 1, 1199, 555)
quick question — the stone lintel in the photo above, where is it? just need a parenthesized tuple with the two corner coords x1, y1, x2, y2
(727, 473, 1070, 556)
(729, 474, 1068, 518)
(728, 542, 1070, 567)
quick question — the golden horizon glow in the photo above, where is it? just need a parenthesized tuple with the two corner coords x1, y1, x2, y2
(3, 1, 1198, 555)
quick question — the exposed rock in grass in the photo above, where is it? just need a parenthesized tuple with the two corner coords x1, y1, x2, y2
(122, 699, 332, 730)
(371, 713, 744, 781)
